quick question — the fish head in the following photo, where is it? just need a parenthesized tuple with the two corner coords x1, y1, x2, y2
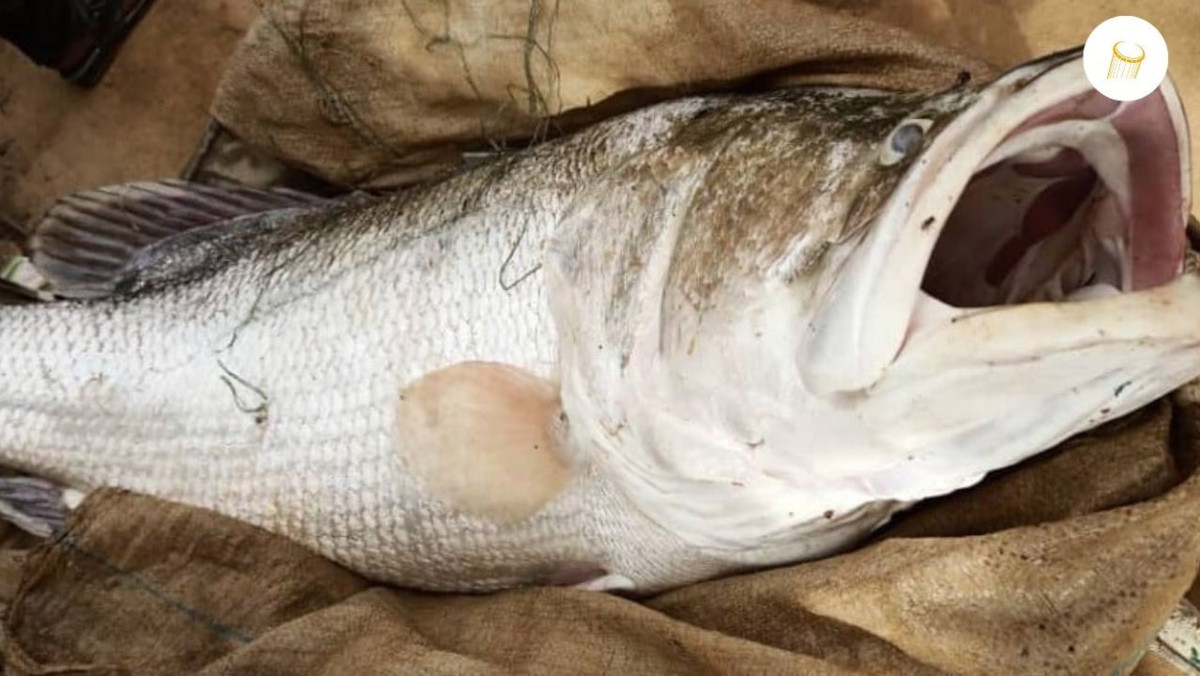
(800, 48, 1194, 496)
(549, 49, 1195, 588)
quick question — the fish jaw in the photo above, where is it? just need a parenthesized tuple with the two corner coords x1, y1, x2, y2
(857, 274, 1200, 500)
(800, 48, 1192, 396)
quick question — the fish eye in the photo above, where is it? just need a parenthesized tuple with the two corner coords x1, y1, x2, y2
(880, 118, 933, 166)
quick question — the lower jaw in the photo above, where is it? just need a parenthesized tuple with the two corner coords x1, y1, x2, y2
(863, 273, 1200, 502)
(907, 272, 1200, 371)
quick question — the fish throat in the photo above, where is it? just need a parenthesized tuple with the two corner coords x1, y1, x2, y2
(923, 89, 1185, 307)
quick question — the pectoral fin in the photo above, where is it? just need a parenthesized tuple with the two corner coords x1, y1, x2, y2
(395, 362, 571, 524)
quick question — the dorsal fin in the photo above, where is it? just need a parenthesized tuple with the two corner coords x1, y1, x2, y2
(29, 180, 327, 299)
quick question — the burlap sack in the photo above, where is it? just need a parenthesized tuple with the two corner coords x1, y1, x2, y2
(4, 2, 1199, 674)
(1, 399, 1198, 674)
(212, 0, 1029, 187)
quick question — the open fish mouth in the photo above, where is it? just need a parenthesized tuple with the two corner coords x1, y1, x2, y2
(790, 49, 1197, 502)
(922, 85, 1187, 308)
(803, 48, 1193, 397)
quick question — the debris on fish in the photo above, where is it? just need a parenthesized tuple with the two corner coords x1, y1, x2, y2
(0, 48, 1195, 594)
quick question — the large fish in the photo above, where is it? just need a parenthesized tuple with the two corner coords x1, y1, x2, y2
(0, 49, 1194, 593)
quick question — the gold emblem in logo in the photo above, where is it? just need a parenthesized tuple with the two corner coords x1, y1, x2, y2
(1107, 41, 1145, 80)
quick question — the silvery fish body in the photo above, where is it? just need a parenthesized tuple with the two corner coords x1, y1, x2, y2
(0, 49, 1195, 593)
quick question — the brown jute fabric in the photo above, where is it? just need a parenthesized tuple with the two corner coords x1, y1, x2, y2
(3, 1, 1200, 674)
(211, 0, 1029, 188)
(0, 399, 1198, 674)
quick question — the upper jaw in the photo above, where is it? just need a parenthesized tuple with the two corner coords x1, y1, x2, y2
(800, 49, 1192, 397)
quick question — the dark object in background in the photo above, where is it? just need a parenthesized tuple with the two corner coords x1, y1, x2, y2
(0, 0, 155, 87)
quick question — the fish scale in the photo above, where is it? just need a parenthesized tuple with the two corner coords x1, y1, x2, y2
(0, 98, 726, 591)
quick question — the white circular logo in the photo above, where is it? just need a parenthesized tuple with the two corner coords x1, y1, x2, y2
(1083, 16, 1168, 101)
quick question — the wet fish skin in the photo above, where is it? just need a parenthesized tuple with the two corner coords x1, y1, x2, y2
(0, 50, 1195, 593)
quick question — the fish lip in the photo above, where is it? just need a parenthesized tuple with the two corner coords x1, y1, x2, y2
(800, 51, 1192, 396)
(993, 45, 1084, 91)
